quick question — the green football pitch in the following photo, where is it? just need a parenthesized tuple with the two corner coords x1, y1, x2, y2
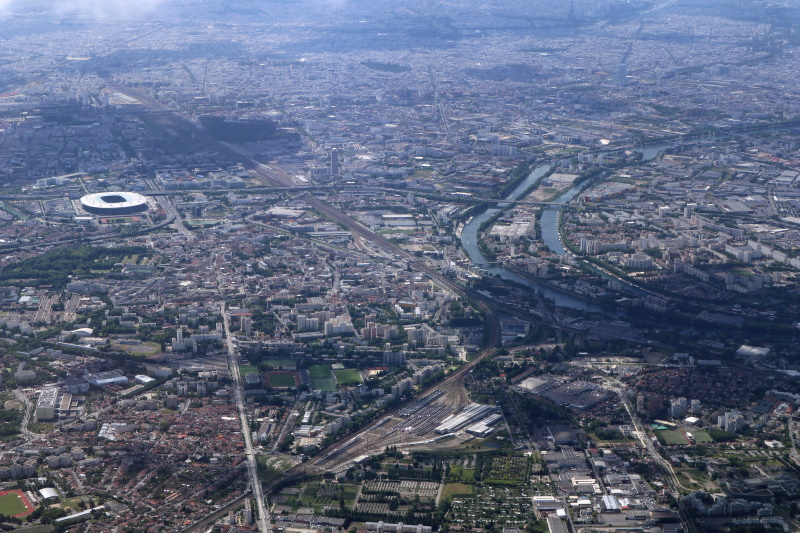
(0, 492, 29, 516)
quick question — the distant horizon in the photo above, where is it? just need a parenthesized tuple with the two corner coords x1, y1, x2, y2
(0, 0, 770, 23)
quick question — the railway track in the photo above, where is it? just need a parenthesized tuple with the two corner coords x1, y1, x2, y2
(260, 197, 503, 478)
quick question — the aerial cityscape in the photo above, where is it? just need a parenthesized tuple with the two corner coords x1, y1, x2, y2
(1, 0, 800, 532)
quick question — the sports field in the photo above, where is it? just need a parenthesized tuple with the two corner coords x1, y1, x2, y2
(334, 368, 362, 385)
(266, 371, 300, 388)
(312, 378, 337, 392)
(691, 430, 713, 443)
(308, 365, 337, 391)
(184, 219, 221, 227)
(239, 365, 259, 375)
(0, 490, 34, 517)
(656, 429, 689, 445)
(308, 365, 332, 378)
(265, 359, 297, 369)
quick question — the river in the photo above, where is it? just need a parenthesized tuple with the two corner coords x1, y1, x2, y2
(460, 143, 672, 313)
(460, 164, 610, 312)
(539, 142, 670, 257)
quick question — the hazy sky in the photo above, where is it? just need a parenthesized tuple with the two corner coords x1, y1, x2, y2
(0, 0, 169, 19)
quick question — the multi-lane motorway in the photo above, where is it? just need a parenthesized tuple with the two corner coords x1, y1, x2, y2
(222, 305, 272, 533)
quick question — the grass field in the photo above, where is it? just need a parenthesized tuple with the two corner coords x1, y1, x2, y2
(448, 465, 476, 481)
(257, 456, 286, 484)
(311, 377, 337, 392)
(267, 373, 298, 388)
(0, 490, 32, 516)
(473, 433, 513, 451)
(308, 365, 332, 378)
(692, 430, 713, 443)
(442, 483, 474, 500)
(656, 429, 689, 445)
(239, 365, 259, 375)
(61, 496, 92, 512)
(0, 202, 27, 221)
(676, 467, 716, 491)
(333, 368, 362, 385)
(265, 359, 297, 368)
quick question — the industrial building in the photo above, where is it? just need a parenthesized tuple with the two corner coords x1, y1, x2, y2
(546, 516, 569, 533)
(364, 522, 432, 533)
(434, 403, 498, 434)
(464, 413, 503, 438)
(35, 386, 84, 422)
(548, 425, 578, 445)
(35, 387, 59, 421)
(84, 369, 128, 386)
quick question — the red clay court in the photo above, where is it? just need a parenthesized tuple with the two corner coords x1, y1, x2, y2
(0, 489, 35, 517)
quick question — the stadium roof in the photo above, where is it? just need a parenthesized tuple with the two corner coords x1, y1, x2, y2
(80, 191, 148, 211)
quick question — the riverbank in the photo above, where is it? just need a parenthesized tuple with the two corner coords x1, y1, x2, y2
(459, 139, 676, 315)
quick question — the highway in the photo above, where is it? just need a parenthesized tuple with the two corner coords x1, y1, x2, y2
(0, 213, 176, 254)
(103, 84, 508, 525)
(246, 195, 504, 479)
(221, 305, 272, 533)
(580, 366, 696, 533)
(96, 82, 718, 533)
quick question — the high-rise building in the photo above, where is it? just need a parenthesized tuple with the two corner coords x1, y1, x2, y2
(670, 397, 688, 418)
(690, 399, 701, 413)
(330, 148, 340, 175)
(383, 349, 406, 367)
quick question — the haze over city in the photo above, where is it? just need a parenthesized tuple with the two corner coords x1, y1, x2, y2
(0, 1, 799, 533)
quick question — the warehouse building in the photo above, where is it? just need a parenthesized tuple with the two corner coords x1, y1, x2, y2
(434, 403, 498, 434)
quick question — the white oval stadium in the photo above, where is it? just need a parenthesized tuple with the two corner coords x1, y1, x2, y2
(80, 192, 149, 216)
